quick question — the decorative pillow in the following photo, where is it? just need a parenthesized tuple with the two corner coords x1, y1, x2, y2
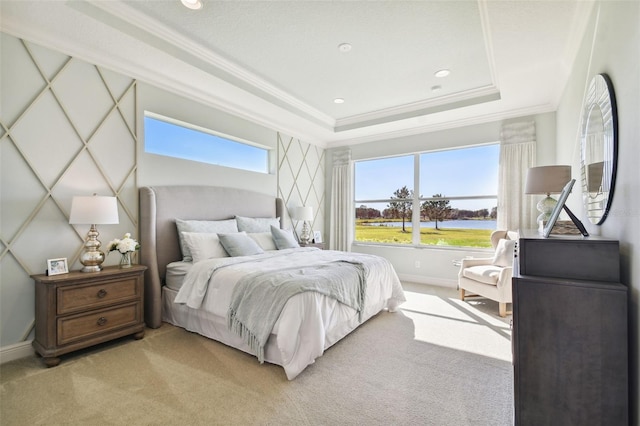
(236, 216, 280, 233)
(181, 232, 229, 263)
(175, 218, 238, 261)
(248, 232, 277, 251)
(271, 225, 300, 250)
(492, 239, 516, 267)
(218, 232, 265, 257)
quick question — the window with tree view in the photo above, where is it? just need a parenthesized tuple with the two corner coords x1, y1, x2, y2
(354, 144, 499, 248)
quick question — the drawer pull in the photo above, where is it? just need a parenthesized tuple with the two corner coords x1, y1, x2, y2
(96, 317, 108, 326)
(97, 289, 107, 298)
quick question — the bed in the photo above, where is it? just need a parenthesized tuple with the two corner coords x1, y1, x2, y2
(139, 185, 405, 379)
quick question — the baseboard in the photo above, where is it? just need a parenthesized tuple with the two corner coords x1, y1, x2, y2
(0, 340, 35, 364)
(398, 273, 457, 288)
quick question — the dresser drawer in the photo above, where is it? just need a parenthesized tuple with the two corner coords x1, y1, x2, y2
(57, 302, 141, 346)
(57, 277, 140, 314)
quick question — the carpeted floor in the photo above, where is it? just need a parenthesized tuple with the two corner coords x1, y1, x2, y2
(0, 283, 514, 425)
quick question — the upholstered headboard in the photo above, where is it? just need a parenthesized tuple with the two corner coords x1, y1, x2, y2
(139, 185, 285, 328)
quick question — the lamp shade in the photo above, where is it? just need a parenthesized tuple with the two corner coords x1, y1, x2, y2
(69, 196, 119, 225)
(294, 206, 313, 221)
(525, 165, 572, 195)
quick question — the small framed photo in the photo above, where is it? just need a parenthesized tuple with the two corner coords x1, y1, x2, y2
(313, 231, 323, 244)
(47, 258, 69, 276)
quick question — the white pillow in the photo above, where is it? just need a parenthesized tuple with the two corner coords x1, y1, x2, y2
(175, 218, 238, 261)
(236, 216, 280, 233)
(218, 232, 265, 257)
(492, 239, 516, 267)
(270, 225, 300, 249)
(181, 232, 229, 263)
(248, 232, 277, 251)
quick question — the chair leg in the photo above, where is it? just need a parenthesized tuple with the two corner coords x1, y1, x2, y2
(499, 303, 507, 317)
(459, 288, 465, 301)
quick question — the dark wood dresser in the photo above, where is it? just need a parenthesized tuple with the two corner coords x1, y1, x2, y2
(32, 265, 146, 367)
(512, 230, 628, 425)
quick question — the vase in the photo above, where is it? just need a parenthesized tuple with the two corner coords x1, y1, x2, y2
(119, 252, 132, 268)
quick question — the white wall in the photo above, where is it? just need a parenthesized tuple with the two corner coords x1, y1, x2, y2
(555, 1, 640, 422)
(327, 112, 557, 285)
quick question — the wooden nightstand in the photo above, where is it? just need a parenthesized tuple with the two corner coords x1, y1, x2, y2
(300, 242, 325, 249)
(32, 264, 147, 367)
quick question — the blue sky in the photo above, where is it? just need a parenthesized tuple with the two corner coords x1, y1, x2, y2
(355, 144, 499, 211)
(144, 116, 268, 173)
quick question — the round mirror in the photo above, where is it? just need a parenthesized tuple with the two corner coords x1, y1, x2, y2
(580, 73, 618, 225)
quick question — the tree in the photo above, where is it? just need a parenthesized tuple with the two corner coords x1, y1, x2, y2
(421, 194, 452, 230)
(387, 186, 413, 232)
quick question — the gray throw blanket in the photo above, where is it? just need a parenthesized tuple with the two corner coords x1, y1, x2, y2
(227, 260, 366, 364)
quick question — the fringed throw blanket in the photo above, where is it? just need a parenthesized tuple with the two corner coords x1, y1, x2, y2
(227, 261, 365, 363)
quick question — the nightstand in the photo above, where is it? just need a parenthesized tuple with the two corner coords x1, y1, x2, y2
(32, 264, 147, 367)
(300, 242, 325, 249)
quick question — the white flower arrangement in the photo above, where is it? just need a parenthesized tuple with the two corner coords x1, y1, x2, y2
(107, 233, 140, 254)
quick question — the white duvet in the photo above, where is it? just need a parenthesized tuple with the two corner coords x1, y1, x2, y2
(174, 247, 405, 379)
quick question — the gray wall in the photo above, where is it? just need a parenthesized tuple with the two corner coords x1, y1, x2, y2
(554, 1, 640, 422)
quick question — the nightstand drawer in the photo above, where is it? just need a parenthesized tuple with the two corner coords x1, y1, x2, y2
(57, 302, 141, 346)
(57, 277, 139, 314)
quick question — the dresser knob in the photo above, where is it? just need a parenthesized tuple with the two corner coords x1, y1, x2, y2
(97, 289, 107, 298)
(97, 317, 107, 326)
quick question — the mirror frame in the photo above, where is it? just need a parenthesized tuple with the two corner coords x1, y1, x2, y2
(580, 73, 618, 225)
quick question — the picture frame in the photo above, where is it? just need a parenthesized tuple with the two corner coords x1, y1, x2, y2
(313, 231, 323, 244)
(47, 258, 69, 276)
(542, 179, 588, 238)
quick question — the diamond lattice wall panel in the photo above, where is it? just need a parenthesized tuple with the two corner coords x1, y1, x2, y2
(0, 34, 138, 347)
(53, 59, 115, 141)
(10, 91, 84, 188)
(277, 133, 325, 240)
(0, 139, 47, 242)
(0, 34, 47, 125)
(0, 256, 34, 346)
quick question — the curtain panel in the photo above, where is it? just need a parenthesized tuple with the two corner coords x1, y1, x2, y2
(497, 121, 537, 231)
(329, 149, 353, 251)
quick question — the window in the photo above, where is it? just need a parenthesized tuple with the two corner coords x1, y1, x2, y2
(354, 144, 499, 248)
(144, 113, 270, 174)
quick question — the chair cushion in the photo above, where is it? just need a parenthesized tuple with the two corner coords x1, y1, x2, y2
(463, 265, 503, 285)
(492, 238, 516, 267)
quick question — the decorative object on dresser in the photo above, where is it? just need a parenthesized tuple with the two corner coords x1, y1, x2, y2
(69, 194, 119, 272)
(46, 258, 69, 276)
(107, 233, 140, 268)
(313, 230, 323, 244)
(512, 230, 627, 425)
(541, 179, 588, 238)
(580, 73, 618, 226)
(294, 206, 313, 244)
(32, 265, 147, 367)
(524, 165, 571, 232)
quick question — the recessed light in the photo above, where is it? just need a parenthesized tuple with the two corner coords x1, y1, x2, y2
(338, 43, 352, 53)
(181, 0, 203, 10)
(334, 98, 345, 104)
(434, 69, 451, 78)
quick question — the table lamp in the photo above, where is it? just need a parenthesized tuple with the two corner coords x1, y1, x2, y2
(69, 195, 119, 272)
(294, 206, 313, 244)
(525, 165, 571, 230)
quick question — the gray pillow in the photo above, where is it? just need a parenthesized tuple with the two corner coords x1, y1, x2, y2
(236, 216, 280, 233)
(175, 218, 238, 261)
(271, 225, 300, 249)
(218, 232, 265, 257)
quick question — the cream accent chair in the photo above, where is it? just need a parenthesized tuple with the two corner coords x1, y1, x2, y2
(457, 230, 518, 317)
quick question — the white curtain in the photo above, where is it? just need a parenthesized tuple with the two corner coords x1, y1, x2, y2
(497, 121, 537, 231)
(329, 148, 353, 251)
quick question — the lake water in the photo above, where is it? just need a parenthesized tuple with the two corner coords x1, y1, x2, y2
(370, 220, 497, 230)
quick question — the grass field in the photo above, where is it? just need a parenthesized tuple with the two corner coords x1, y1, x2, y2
(355, 221, 493, 247)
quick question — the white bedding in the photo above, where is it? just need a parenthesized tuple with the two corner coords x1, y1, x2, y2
(170, 247, 405, 379)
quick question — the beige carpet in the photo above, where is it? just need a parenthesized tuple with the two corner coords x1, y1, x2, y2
(0, 284, 514, 425)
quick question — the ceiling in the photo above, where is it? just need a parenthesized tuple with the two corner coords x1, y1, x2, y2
(1, 1, 593, 148)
